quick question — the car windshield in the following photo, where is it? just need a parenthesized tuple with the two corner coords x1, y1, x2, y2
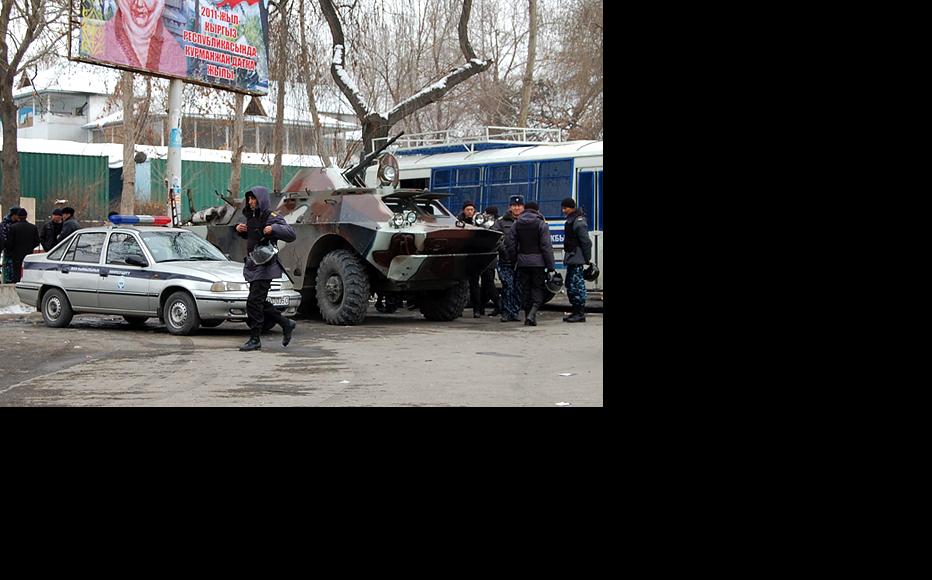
(140, 231, 227, 263)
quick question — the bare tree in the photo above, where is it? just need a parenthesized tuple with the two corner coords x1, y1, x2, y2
(0, 0, 67, 210)
(229, 92, 245, 195)
(517, 0, 537, 127)
(320, 0, 492, 158)
(271, 0, 291, 191)
(120, 71, 135, 214)
(298, 0, 330, 166)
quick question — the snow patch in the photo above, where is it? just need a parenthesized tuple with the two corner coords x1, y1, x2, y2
(0, 304, 34, 315)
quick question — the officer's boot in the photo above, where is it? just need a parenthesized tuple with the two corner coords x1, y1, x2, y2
(566, 305, 586, 323)
(239, 335, 262, 351)
(525, 305, 539, 326)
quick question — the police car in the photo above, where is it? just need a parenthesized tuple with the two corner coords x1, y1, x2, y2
(14, 215, 301, 335)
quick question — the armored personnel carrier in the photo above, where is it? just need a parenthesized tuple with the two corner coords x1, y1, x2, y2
(197, 149, 500, 325)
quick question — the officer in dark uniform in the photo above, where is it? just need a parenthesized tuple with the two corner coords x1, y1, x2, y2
(491, 195, 524, 322)
(235, 186, 297, 351)
(4, 208, 40, 283)
(560, 197, 593, 322)
(504, 200, 555, 326)
(457, 200, 485, 317)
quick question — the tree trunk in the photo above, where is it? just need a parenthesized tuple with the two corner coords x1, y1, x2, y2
(0, 77, 19, 211)
(299, 0, 331, 166)
(120, 71, 136, 215)
(518, 0, 537, 128)
(271, 0, 289, 192)
(230, 93, 245, 195)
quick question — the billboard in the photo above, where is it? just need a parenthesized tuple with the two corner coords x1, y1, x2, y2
(75, 0, 270, 95)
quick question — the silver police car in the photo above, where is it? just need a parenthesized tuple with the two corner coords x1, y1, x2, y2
(14, 224, 301, 335)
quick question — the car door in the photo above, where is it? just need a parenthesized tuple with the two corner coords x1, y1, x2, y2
(60, 232, 107, 309)
(98, 232, 152, 314)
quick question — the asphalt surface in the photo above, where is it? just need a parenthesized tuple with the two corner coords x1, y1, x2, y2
(0, 296, 603, 407)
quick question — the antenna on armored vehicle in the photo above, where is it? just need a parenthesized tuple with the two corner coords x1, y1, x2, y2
(214, 189, 237, 207)
(342, 131, 405, 187)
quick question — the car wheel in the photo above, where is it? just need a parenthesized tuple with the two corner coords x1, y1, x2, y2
(200, 320, 223, 328)
(163, 291, 201, 335)
(316, 250, 370, 325)
(42, 288, 74, 328)
(123, 315, 149, 327)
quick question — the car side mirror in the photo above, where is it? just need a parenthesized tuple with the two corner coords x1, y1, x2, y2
(126, 255, 148, 267)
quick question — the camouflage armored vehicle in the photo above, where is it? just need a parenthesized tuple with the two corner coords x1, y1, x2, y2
(197, 152, 500, 325)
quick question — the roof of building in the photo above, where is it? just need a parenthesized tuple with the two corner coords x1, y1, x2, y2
(14, 137, 327, 169)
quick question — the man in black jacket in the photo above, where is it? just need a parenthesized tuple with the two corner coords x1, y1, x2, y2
(560, 197, 593, 323)
(4, 208, 40, 283)
(235, 186, 297, 351)
(0, 207, 18, 283)
(56, 207, 80, 243)
(457, 200, 485, 317)
(40, 208, 63, 251)
(504, 200, 555, 326)
(491, 195, 524, 322)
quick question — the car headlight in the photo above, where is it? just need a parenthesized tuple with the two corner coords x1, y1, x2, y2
(405, 210, 418, 225)
(211, 281, 249, 292)
(391, 213, 406, 228)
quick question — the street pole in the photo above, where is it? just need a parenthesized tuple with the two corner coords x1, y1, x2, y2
(167, 79, 183, 227)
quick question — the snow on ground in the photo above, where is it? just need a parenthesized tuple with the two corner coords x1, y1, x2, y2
(0, 304, 34, 315)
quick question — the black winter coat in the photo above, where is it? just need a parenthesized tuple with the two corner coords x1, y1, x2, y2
(4, 220, 40, 261)
(504, 209, 555, 270)
(236, 186, 296, 282)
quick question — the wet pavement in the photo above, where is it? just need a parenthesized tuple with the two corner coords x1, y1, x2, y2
(0, 300, 603, 407)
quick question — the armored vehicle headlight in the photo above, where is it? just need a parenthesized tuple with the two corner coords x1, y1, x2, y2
(211, 281, 249, 292)
(382, 165, 397, 183)
(474, 213, 486, 226)
(391, 213, 406, 228)
(404, 210, 418, 225)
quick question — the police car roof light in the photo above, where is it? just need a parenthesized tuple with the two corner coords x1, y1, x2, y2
(110, 215, 172, 226)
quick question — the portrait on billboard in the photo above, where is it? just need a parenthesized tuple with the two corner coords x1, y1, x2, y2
(77, 0, 270, 95)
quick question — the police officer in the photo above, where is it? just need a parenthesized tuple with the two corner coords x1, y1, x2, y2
(560, 197, 592, 323)
(0, 206, 18, 283)
(505, 200, 555, 326)
(457, 200, 485, 317)
(481, 206, 501, 316)
(235, 186, 297, 351)
(491, 196, 524, 322)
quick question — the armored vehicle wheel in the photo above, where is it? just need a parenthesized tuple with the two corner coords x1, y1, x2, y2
(419, 280, 469, 321)
(200, 320, 224, 328)
(316, 250, 370, 325)
(297, 287, 321, 319)
(123, 315, 149, 327)
(164, 291, 201, 336)
(42, 288, 74, 328)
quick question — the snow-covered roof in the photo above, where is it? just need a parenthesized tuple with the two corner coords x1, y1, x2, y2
(13, 62, 120, 99)
(395, 140, 603, 168)
(16, 138, 326, 169)
(81, 108, 357, 131)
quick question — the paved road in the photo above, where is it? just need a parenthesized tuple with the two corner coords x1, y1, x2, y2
(0, 303, 602, 407)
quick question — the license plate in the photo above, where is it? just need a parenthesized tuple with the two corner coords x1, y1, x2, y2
(270, 296, 289, 306)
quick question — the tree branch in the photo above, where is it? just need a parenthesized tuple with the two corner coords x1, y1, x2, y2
(319, 0, 370, 119)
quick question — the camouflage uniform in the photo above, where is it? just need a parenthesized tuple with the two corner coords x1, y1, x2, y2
(491, 212, 521, 320)
(562, 207, 592, 322)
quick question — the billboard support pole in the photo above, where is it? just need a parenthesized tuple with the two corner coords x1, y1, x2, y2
(167, 79, 184, 227)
